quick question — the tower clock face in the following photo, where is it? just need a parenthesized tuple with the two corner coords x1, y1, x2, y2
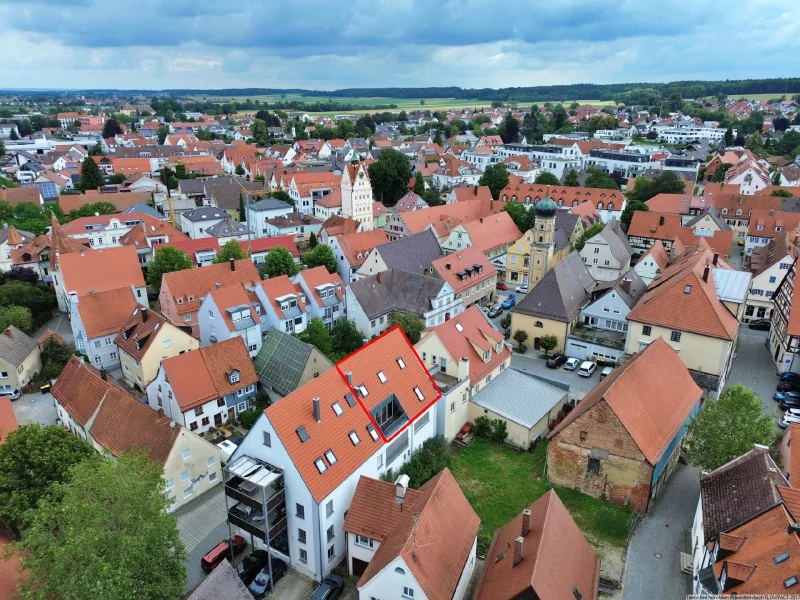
(358, 171, 364, 179)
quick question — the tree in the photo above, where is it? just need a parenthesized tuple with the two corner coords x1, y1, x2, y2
(479, 163, 510, 200)
(101, 118, 123, 138)
(627, 170, 686, 204)
(301, 244, 337, 274)
(501, 115, 519, 143)
(0, 281, 55, 317)
(772, 169, 783, 186)
(235, 164, 245, 176)
(420, 99, 425, 106)
(368, 149, 413, 205)
(413, 175, 426, 195)
(157, 125, 169, 144)
(711, 163, 734, 183)
(331, 318, 363, 358)
(40, 336, 76, 380)
(259, 246, 299, 279)
(512, 329, 529, 351)
(746, 131, 765, 155)
(771, 188, 794, 197)
(10, 128, 19, 141)
(89, 144, 104, 156)
(584, 167, 619, 190)
(174, 163, 187, 179)
(539, 334, 558, 357)
(574, 221, 605, 251)
(146, 245, 193, 292)
(238, 193, 246, 222)
(423, 187, 444, 207)
(389, 312, 425, 344)
(297, 317, 333, 358)
(620, 199, 648, 233)
(79, 156, 104, 191)
(0, 138, 5, 156)
(686, 384, 777, 471)
(108, 173, 126, 184)
(5, 265, 39, 284)
(503, 201, 534, 232)
(724, 126, 734, 146)
(773, 116, 790, 132)
(0, 424, 96, 531)
(251, 118, 267, 144)
(213, 239, 246, 264)
(563, 169, 580, 187)
(500, 313, 512, 331)
(0, 306, 32, 332)
(551, 104, 568, 131)
(18, 451, 187, 600)
(308, 231, 318, 248)
(534, 172, 560, 186)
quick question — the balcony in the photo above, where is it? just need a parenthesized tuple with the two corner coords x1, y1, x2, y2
(224, 455, 286, 548)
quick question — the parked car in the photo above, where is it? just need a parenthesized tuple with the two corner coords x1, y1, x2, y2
(201, 535, 246, 573)
(515, 285, 529, 294)
(248, 558, 288, 599)
(578, 361, 597, 377)
(563, 358, 580, 371)
(4, 389, 21, 401)
(487, 305, 504, 318)
(778, 380, 800, 393)
(236, 550, 270, 586)
(546, 353, 568, 369)
(779, 396, 800, 410)
(501, 294, 516, 309)
(599, 366, 614, 380)
(748, 319, 771, 331)
(310, 574, 345, 600)
(780, 411, 800, 428)
(496, 281, 508, 291)
(781, 372, 800, 384)
(775, 391, 800, 403)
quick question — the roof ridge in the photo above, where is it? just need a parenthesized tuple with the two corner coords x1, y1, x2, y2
(529, 489, 554, 587)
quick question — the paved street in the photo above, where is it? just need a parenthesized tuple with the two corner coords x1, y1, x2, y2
(11, 392, 57, 426)
(34, 311, 73, 345)
(726, 327, 777, 414)
(622, 463, 699, 600)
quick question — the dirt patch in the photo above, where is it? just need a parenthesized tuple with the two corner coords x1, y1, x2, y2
(586, 534, 625, 583)
(0, 532, 23, 599)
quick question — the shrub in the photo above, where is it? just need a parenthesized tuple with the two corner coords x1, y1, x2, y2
(238, 410, 260, 430)
(382, 436, 449, 489)
(474, 416, 508, 443)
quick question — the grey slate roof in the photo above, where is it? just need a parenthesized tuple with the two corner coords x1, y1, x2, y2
(249, 197, 292, 212)
(205, 216, 247, 238)
(593, 269, 648, 309)
(554, 211, 580, 239)
(374, 229, 444, 275)
(349, 270, 447, 320)
(685, 207, 732, 232)
(178, 178, 207, 195)
(780, 198, 800, 213)
(121, 202, 162, 219)
(0, 226, 34, 246)
(187, 559, 253, 600)
(471, 368, 568, 429)
(598, 219, 634, 265)
(512, 251, 596, 322)
(0, 326, 39, 368)
(182, 206, 226, 222)
(254, 327, 326, 397)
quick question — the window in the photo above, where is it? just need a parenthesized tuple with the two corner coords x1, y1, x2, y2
(326, 500, 333, 518)
(377, 370, 387, 383)
(327, 525, 334, 542)
(377, 453, 384, 469)
(184, 314, 192, 322)
(237, 402, 246, 412)
(684, 285, 692, 294)
(194, 406, 203, 417)
(209, 471, 217, 483)
(642, 325, 652, 336)
(413, 386, 425, 401)
(770, 276, 777, 283)
(775, 551, 790, 565)
(403, 587, 415, 599)
(325, 449, 337, 465)
(588, 458, 600, 475)
(162, 338, 172, 348)
(217, 398, 225, 407)
(237, 389, 244, 397)
(183, 486, 193, 500)
(315, 458, 327, 473)
(368, 424, 379, 441)
(201, 417, 209, 426)
(349, 430, 360, 445)
(165, 478, 174, 490)
(332, 402, 343, 417)
(94, 340, 101, 349)
(298, 528, 307, 544)
(180, 470, 190, 482)
(299, 549, 308, 564)
(670, 331, 681, 342)
(327, 546, 335, 561)
(450, 402, 455, 413)
(206, 456, 215, 468)
(295, 503, 305, 519)
(355, 534, 374, 549)
(357, 384, 368, 397)
(182, 448, 191, 460)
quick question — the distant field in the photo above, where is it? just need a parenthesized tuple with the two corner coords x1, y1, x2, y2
(704, 92, 800, 102)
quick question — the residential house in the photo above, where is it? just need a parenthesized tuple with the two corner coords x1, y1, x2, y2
(674, 208, 734, 258)
(294, 267, 347, 330)
(53, 356, 223, 512)
(475, 490, 600, 600)
(146, 337, 259, 435)
(548, 338, 701, 513)
(198, 284, 263, 357)
(384, 197, 498, 242)
(344, 470, 480, 600)
(119, 220, 190, 267)
(223, 328, 440, 581)
(246, 197, 294, 238)
(347, 270, 461, 339)
(327, 229, 389, 283)
(159, 258, 260, 336)
(511, 251, 597, 353)
(69, 287, 139, 371)
(725, 158, 771, 194)
(13, 217, 86, 285)
(253, 327, 334, 400)
(264, 213, 323, 247)
(180, 207, 227, 239)
(745, 231, 798, 323)
(286, 172, 339, 215)
(431, 157, 482, 190)
(579, 219, 633, 282)
(625, 242, 746, 394)
(440, 212, 521, 276)
(430, 245, 496, 310)
(768, 258, 800, 372)
(254, 275, 309, 335)
(498, 183, 624, 222)
(707, 192, 780, 243)
(240, 235, 300, 270)
(633, 240, 670, 286)
(155, 238, 221, 267)
(627, 212, 683, 253)
(115, 306, 199, 391)
(0, 327, 41, 396)
(567, 271, 648, 364)
(745, 209, 800, 256)
(0, 225, 34, 273)
(354, 229, 443, 280)
(205, 216, 249, 245)
(318, 215, 362, 244)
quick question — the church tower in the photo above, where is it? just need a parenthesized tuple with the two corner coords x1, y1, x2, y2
(341, 158, 374, 230)
(526, 196, 558, 286)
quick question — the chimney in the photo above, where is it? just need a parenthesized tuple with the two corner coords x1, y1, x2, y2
(658, 215, 665, 226)
(229, 258, 235, 271)
(377, 272, 382, 284)
(345, 370, 353, 385)
(474, 185, 478, 196)
(215, 282, 221, 289)
(621, 278, 631, 293)
(141, 307, 148, 322)
(3, 329, 12, 338)
(703, 264, 710, 282)
(789, 523, 800, 536)
(100, 368, 108, 381)
(480, 217, 484, 223)
(395, 474, 410, 504)
(312, 396, 321, 423)
(713, 252, 719, 266)
(513, 536, 524, 567)
(446, 262, 451, 270)
(458, 356, 469, 381)
(522, 508, 531, 537)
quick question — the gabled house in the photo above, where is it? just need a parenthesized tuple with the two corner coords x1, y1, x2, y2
(0, 225, 34, 273)
(475, 490, 600, 600)
(146, 337, 258, 435)
(245, 197, 294, 238)
(746, 230, 798, 323)
(627, 211, 683, 252)
(440, 212, 521, 274)
(224, 329, 440, 581)
(0, 327, 41, 396)
(69, 287, 139, 371)
(633, 240, 670, 286)
(547, 338, 701, 513)
(579, 219, 633, 282)
(294, 266, 346, 331)
(180, 207, 227, 239)
(355, 229, 444, 280)
(155, 238, 221, 267)
(254, 275, 308, 335)
(327, 229, 389, 283)
(430, 245, 497, 310)
(769, 257, 800, 372)
(240, 235, 300, 270)
(198, 284, 263, 357)
(253, 327, 334, 400)
(115, 306, 199, 391)
(264, 212, 323, 246)
(344, 470, 480, 600)
(53, 356, 222, 511)
(745, 209, 800, 256)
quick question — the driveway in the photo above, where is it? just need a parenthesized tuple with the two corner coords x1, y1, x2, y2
(726, 327, 777, 414)
(511, 352, 600, 400)
(622, 463, 699, 600)
(34, 311, 73, 345)
(11, 392, 57, 426)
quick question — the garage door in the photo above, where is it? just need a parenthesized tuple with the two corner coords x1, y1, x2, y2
(352, 558, 369, 577)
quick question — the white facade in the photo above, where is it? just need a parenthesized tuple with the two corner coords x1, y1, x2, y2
(294, 274, 346, 330)
(341, 163, 374, 230)
(728, 167, 770, 195)
(579, 234, 631, 282)
(180, 210, 226, 239)
(246, 201, 294, 238)
(252, 285, 308, 335)
(69, 297, 121, 371)
(745, 259, 791, 322)
(68, 216, 141, 248)
(197, 294, 263, 357)
(656, 126, 730, 144)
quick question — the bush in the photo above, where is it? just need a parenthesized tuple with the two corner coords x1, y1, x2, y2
(381, 436, 449, 489)
(474, 416, 508, 443)
(238, 410, 260, 430)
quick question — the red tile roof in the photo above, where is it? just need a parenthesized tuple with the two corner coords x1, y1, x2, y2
(76, 287, 139, 338)
(430, 246, 496, 295)
(58, 191, 151, 215)
(335, 229, 389, 268)
(549, 338, 701, 465)
(627, 211, 683, 241)
(154, 238, 221, 265)
(0, 396, 18, 444)
(160, 259, 259, 316)
(460, 211, 521, 253)
(59, 246, 145, 296)
(747, 210, 800, 240)
(645, 193, 697, 215)
(297, 266, 345, 308)
(475, 489, 600, 600)
(258, 275, 306, 321)
(400, 197, 499, 238)
(206, 284, 261, 333)
(343, 476, 425, 541)
(636, 240, 670, 272)
(240, 235, 299, 258)
(675, 228, 734, 258)
(115, 307, 169, 361)
(450, 186, 493, 203)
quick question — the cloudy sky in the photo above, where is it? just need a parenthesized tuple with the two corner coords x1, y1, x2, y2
(1, 0, 798, 91)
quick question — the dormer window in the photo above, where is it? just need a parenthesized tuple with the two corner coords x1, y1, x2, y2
(177, 298, 183, 305)
(314, 458, 327, 474)
(413, 386, 425, 401)
(349, 430, 360, 445)
(377, 371, 387, 384)
(229, 370, 240, 384)
(324, 449, 337, 465)
(396, 357, 406, 369)
(332, 402, 343, 417)
(358, 384, 368, 398)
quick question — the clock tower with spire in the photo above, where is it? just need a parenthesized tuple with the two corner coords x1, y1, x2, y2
(341, 158, 374, 230)
(527, 195, 558, 286)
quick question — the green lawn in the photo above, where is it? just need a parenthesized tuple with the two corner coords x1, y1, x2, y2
(448, 438, 633, 555)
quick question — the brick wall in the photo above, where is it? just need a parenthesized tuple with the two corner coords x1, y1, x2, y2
(547, 399, 653, 514)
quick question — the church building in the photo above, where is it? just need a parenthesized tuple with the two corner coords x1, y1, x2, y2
(341, 160, 374, 230)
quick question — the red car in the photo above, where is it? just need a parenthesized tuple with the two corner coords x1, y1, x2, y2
(201, 535, 246, 573)
(496, 281, 508, 291)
